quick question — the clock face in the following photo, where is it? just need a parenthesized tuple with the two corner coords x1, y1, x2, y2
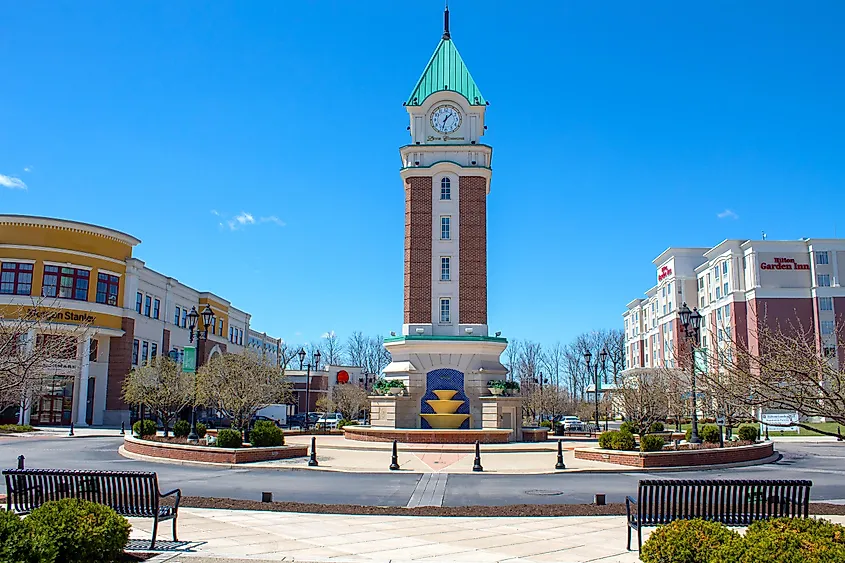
(431, 105, 462, 134)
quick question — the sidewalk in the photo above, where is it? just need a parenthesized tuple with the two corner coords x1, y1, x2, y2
(129, 508, 648, 562)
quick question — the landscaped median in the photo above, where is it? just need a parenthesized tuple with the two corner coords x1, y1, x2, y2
(574, 440, 775, 468)
(122, 434, 308, 464)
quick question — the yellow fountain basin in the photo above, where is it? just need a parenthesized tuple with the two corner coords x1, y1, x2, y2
(421, 413, 470, 429)
(425, 399, 464, 414)
(433, 390, 458, 401)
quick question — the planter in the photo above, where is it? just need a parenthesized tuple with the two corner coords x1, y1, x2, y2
(122, 435, 308, 464)
(387, 387, 404, 396)
(488, 387, 504, 396)
(574, 441, 774, 469)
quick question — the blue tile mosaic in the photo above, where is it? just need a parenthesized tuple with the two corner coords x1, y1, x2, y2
(420, 368, 470, 429)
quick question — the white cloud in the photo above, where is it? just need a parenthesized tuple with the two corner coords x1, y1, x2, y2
(210, 209, 220, 216)
(260, 215, 286, 227)
(23, 166, 32, 173)
(217, 210, 285, 231)
(321, 331, 336, 339)
(0, 174, 27, 190)
(717, 209, 739, 220)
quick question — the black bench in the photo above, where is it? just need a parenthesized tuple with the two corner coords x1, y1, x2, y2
(626, 479, 812, 551)
(3, 468, 181, 549)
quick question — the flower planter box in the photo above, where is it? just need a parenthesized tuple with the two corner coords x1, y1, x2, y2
(574, 441, 774, 468)
(123, 435, 308, 464)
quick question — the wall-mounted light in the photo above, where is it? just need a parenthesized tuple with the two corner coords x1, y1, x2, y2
(471, 140, 476, 144)
(414, 161, 420, 166)
(465, 327, 473, 334)
(390, 331, 396, 336)
(471, 160, 476, 165)
(495, 331, 501, 337)
(415, 327, 425, 335)
(406, 126, 410, 130)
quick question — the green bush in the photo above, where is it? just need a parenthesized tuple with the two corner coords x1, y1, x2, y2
(649, 421, 665, 433)
(640, 434, 666, 452)
(539, 420, 553, 429)
(216, 428, 243, 448)
(250, 420, 284, 447)
(641, 519, 741, 563)
(25, 499, 130, 563)
(132, 419, 157, 437)
(487, 379, 507, 390)
(0, 424, 36, 433)
(173, 419, 191, 437)
(619, 421, 638, 434)
(0, 510, 38, 563)
(196, 422, 207, 438)
(337, 419, 358, 428)
(711, 517, 845, 563)
(598, 430, 636, 450)
(598, 430, 615, 449)
(685, 424, 721, 444)
(504, 380, 520, 393)
(738, 425, 759, 442)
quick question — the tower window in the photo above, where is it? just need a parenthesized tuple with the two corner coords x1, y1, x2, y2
(441, 257, 451, 281)
(439, 298, 451, 323)
(440, 216, 451, 240)
(440, 177, 451, 200)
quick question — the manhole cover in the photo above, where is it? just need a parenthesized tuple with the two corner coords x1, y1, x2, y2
(524, 489, 563, 496)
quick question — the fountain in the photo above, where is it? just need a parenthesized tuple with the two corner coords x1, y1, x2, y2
(420, 390, 470, 429)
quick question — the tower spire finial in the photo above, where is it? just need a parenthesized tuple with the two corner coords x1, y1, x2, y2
(443, 2, 451, 39)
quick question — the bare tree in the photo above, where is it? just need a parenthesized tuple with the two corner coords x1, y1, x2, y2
(321, 331, 345, 365)
(503, 339, 521, 382)
(277, 341, 301, 375)
(345, 331, 369, 368)
(330, 384, 369, 420)
(197, 352, 292, 439)
(600, 328, 626, 381)
(122, 355, 194, 436)
(614, 368, 674, 435)
(542, 341, 564, 388)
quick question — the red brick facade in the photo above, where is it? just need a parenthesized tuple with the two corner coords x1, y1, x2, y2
(459, 176, 487, 325)
(404, 176, 433, 324)
(106, 317, 135, 411)
(124, 436, 307, 464)
(574, 441, 774, 468)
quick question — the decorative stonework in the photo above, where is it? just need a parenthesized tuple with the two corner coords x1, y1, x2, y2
(404, 177, 433, 324)
(459, 176, 487, 325)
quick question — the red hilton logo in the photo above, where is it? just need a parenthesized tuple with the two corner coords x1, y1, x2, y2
(658, 266, 673, 281)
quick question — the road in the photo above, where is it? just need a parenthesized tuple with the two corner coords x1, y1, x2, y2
(1, 437, 843, 506)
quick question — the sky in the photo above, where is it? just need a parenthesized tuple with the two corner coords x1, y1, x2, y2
(2, 1, 844, 351)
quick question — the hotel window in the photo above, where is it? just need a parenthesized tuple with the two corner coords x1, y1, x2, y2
(141, 341, 149, 364)
(153, 298, 161, 319)
(181, 309, 187, 328)
(698, 278, 704, 290)
(43, 266, 89, 300)
(132, 339, 139, 365)
(151, 343, 158, 358)
(714, 266, 720, 280)
(1, 262, 33, 295)
(218, 319, 223, 336)
(440, 216, 451, 240)
(818, 274, 831, 287)
(89, 339, 99, 362)
(229, 326, 234, 342)
(716, 286, 722, 299)
(723, 282, 729, 295)
(821, 321, 835, 335)
(820, 297, 833, 311)
(175, 306, 181, 325)
(717, 308, 722, 322)
(439, 298, 451, 323)
(700, 296, 705, 308)
(144, 295, 152, 316)
(722, 261, 729, 276)
(440, 257, 450, 281)
(95, 273, 119, 305)
(816, 251, 829, 265)
(824, 345, 836, 358)
(136, 292, 142, 313)
(718, 329, 724, 342)
(724, 304, 731, 318)
(440, 177, 451, 200)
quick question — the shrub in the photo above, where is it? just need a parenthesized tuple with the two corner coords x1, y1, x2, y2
(487, 379, 507, 390)
(196, 422, 207, 438)
(173, 419, 191, 438)
(0, 424, 36, 433)
(619, 421, 638, 434)
(711, 517, 845, 563)
(0, 510, 38, 563)
(216, 428, 243, 448)
(250, 420, 284, 447)
(685, 424, 721, 444)
(613, 430, 637, 451)
(539, 420, 553, 429)
(649, 421, 665, 433)
(641, 519, 741, 563)
(386, 379, 406, 390)
(132, 419, 157, 437)
(640, 434, 665, 452)
(337, 419, 358, 428)
(598, 430, 615, 449)
(738, 425, 759, 442)
(25, 499, 130, 563)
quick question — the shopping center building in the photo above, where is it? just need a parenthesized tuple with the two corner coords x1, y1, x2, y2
(623, 238, 845, 373)
(0, 214, 281, 427)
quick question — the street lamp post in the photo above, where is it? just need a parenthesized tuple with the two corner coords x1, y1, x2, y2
(678, 302, 703, 444)
(298, 349, 321, 431)
(186, 304, 215, 444)
(584, 349, 608, 432)
(533, 372, 549, 423)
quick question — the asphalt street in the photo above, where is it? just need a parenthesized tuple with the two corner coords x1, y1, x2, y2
(1, 437, 843, 507)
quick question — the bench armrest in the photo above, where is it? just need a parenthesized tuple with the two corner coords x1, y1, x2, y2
(626, 496, 637, 523)
(160, 488, 182, 511)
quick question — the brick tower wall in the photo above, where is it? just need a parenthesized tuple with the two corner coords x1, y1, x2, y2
(106, 317, 135, 411)
(404, 177, 433, 324)
(459, 176, 487, 325)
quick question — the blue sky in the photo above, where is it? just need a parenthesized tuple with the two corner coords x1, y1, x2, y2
(2, 1, 844, 350)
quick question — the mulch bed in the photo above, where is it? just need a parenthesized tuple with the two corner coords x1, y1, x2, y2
(180, 496, 845, 517)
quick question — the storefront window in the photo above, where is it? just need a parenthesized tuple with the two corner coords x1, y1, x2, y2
(42, 266, 89, 300)
(0, 262, 33, 295)
(95, 273, 119, 305)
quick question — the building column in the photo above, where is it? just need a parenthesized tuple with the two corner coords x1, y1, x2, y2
(76, 338, 91, 427)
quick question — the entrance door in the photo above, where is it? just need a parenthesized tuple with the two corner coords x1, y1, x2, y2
(86, 378, 95, 425)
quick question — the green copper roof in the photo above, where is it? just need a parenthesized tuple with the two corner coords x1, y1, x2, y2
(406, 37, 486, 107)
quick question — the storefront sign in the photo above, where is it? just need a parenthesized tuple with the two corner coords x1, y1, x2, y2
(183, 346, 196, 373)
(658, 266, 672, 281)
(760, 257, 810, 271)
(27, 308, 95, 324)
(760, 411, 799, 432)
(337, 370, 349, 384)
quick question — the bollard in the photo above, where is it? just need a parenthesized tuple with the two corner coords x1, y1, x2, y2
(555, 439, 566, 470)
(594, 493, 606, 506)
(17, 455, 24, 470)
(68, 422, 74, 436)
(308, 436, 319, 467)
(389, 440, 400, 471)
(261, 492, 273, 503)
(765, 426, 769, 441)
(121, 421, 125, 435)
(472, 440, 483, 472)
(838, 426, 843, 441)
(719, 427, 724, 448)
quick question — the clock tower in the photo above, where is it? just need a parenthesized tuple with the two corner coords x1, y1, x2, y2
(374, 7, 519, 440)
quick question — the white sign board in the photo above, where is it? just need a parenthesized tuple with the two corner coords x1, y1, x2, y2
(761, 412, 799, 433)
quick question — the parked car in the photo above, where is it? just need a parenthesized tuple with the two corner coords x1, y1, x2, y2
(250, 415, 283, 428)
(197, 414, 232, 429)
(287, 413, 320, 429)
(315, 412, 343, 429)
(560, 416, 584, 431)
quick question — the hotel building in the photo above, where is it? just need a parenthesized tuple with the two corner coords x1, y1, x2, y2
(0, 215, 280, 427)
(623, 238, 845, 373)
